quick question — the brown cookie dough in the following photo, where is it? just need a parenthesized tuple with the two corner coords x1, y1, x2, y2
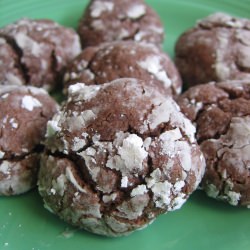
(0, 37, 25, 86)
(78, 0, 164, 49)
(38, 78, 205, 237)
(0, 85, 58, 195)
(63, 41, 182, 96)
(0, 18, 81, 91)
(177, 80, 250, 207)
(175, 13, 250, 87)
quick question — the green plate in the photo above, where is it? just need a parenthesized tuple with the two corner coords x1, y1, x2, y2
(0, 1, 250, 249)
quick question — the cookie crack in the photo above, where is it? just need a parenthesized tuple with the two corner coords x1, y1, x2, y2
(0, 143, 44, 163)
(0, 34, 30, 83)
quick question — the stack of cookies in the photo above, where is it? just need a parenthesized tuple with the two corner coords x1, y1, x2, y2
(0, 0, 249, 237)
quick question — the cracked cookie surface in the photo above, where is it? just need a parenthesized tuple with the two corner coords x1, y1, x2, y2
(63, 41, 182, 96)
(177, 80, 250, 207)
(0, 85, 58, 195)
(0, 37, 25, 86)
(38, 78, 205, 236)
(78, 0, 164, 49)
(175, 12, 250, 87)
(0, 18, 81, 91)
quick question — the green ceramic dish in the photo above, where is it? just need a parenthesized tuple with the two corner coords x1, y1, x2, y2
(0, 1, 250, 249)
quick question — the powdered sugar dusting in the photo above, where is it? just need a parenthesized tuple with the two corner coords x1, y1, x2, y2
(0, 160, 34, 195)
(130, 184, 148, 197)
(65, 167, 86, 193)
(1, 93, 9, 99)
(0, 150, 5, 159)
(21, 95, 42, 111)
(215, 32, 231, 80)
(65, 110, 96, 132)
(118, 134, 148, 170)
(159, 128, 182, 142)
(0, 161, 10, 175)
(27, 86, 48, 95)
(77, 147, 100, 182)
(121, 176, 128, 188)
(51, 174, 67, 196)
(46, 115, 61, 137)
(68, 83, 101, 101)
(15, 32, 42, 57)
(127, 4, 146, 19)
(71, 137, 87, 152)
(151, 181, 172, 208)
(138, 55, 171, 88)
(141, 98, 196, 143)
(220, 116, 250, 148)
(227, 190, 241, 206)
(5, 73, 23, 86)
(103, 193, 117, 203)
(175, 141, 192, 171)
(199, 12, 246, 29)
(134, 31, 148, 42)
(0, 37, 5, 45)
(107, 133, 148, 174)
(9, 117, 18, 129)
(90, 1, 114, 17)
(171, 193, 186, 210)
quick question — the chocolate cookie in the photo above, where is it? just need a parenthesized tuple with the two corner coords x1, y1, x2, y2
(0, 18, 81, 91)
(0, 85, 58, 195)
(63, 41, 182, 96)
(177, 80, 250, 207)
(175, 13, 250, 87)
(38, 78, 205, 237)
(78, 0, 164, 49)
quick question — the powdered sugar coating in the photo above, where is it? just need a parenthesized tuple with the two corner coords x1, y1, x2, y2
(138, 55, 171, 88)
(127, 4, 146, 19)
(0, 155, 39, 195)
(175, 12, 250, 87)
(39, 78, 205, 236)
(177, 80, 250, 206)
(21, 95, 42, 111)
(90, 1, 114, 18)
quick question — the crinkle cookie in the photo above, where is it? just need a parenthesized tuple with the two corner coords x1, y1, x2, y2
(177, 80, 250, 207)
(0, 18, 81, 91)
(0, 85, 58, 195)
(63, 41, 182, 96)
(78, 0, 164, 49)
(38, 78, 205, 237)
(175, 12, 250, 87)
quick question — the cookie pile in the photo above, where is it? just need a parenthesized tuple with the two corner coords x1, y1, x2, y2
(0, 0, 249, 237)
(175, 13, 250, 207)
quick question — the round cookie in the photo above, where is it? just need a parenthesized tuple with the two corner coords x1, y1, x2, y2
(78, 0, 164, 49)
(0, 18, 81, 91)
(175, 12, 250, 87)
(63, 41, 182, 96)
(0, 85, 58, 195)
(38, 78, 205, 237)
(177, 80, 250, 207)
